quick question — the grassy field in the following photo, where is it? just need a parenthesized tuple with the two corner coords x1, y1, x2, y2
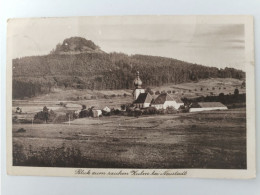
(12, 78, 245, 121)
(12, 78, 246, 168)
(13, 108, 246, 169)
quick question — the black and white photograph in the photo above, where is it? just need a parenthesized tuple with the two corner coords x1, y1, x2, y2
(6, 15, 255, 178)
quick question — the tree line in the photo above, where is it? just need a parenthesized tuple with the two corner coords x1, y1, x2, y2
(13, 52, 245, 99)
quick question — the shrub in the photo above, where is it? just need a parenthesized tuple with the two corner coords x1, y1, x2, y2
(17, 128, 26, 133)
(12, 116, 19, 123)
(155, 91, 160, 95)
(166, 106, 177, 114)
(34, 107, 56, 123)
(142, 107, 157, 115)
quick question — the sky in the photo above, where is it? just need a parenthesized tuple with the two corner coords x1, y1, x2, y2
(8, 16, 245, 70)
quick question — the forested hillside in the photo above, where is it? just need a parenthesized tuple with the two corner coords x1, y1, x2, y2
(12, 37, 245, 99)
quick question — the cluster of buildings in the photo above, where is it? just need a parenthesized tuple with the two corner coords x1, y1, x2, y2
(132, 71, 227, 112)
(81, 71, 228, 118)
(132, 71, 184, 110)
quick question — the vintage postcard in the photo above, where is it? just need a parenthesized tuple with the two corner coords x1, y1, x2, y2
(6, 15, 255, 178)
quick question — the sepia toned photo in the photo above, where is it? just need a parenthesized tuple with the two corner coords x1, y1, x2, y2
(6, 15, 255, 178)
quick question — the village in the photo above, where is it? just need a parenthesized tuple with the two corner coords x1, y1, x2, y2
(13, 71, 243, 125)
(14, 71, 231, 124)
(72, 71, 228, 119)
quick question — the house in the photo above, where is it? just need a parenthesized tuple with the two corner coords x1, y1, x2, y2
(102, 106, 111, 113)
(151, 93, 183, 110)
(92, 107, 102, 117)
(189, 102, 228, 112)
(171, 96, 184, 109)
(133, 92, 153, 108)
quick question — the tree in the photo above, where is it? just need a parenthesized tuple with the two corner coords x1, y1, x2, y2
(43, 106, 49, 123)
(234, 88, 239, 96)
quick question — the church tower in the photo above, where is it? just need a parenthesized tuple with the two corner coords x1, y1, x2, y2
(133, 71, 145, 100)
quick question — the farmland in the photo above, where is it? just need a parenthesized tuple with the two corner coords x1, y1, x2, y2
(13, 108, 246, 169)
(12, 78, 246, 169)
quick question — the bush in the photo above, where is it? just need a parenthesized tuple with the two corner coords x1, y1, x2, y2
(155, 91, 160, 95)
(79, 109, 90, 118)
(166, 106, 177, 114)
(17, 128, 26, 133)
(34, 108, 56, 123)
(12, 116, 19, 123)
(142, 107, 157, 115)
(91, 95, 97, 99)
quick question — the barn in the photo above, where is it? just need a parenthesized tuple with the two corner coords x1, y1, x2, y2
(189, 102, 228, 112)
(151, 93, 184, 110)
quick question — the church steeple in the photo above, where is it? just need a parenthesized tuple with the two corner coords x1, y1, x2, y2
(133, 71, 143, 89)
(133, 71, 145, 100)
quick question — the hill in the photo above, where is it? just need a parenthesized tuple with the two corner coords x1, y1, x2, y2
(12, 37, 245, 99)
(50, 37, 104, 54)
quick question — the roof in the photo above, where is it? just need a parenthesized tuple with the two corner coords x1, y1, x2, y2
(197, 102, 227, 108)
(171, 96, 183, 103)
(152, 93, 175, 104)
(133, 93, 153, 104)
(92, 106, 102, 110)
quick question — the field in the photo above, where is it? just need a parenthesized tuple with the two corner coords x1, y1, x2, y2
(12, 78, 245, 122)
(12, 78, 246, 169)
(13, 108, 246, 169)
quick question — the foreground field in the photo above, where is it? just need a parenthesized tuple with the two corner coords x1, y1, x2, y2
(13, 108, 246, 169)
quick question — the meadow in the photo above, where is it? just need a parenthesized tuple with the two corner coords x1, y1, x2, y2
(12, 78, 246, 169)
(13, 108, 246, 169)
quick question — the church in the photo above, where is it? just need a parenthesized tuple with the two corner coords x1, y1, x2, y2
(132, 71, 153, 108)
(132, 71, 184, 110)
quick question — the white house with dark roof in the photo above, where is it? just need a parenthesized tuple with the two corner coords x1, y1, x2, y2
(151, 93, 184, 110)
(189, 102, 228, 112)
